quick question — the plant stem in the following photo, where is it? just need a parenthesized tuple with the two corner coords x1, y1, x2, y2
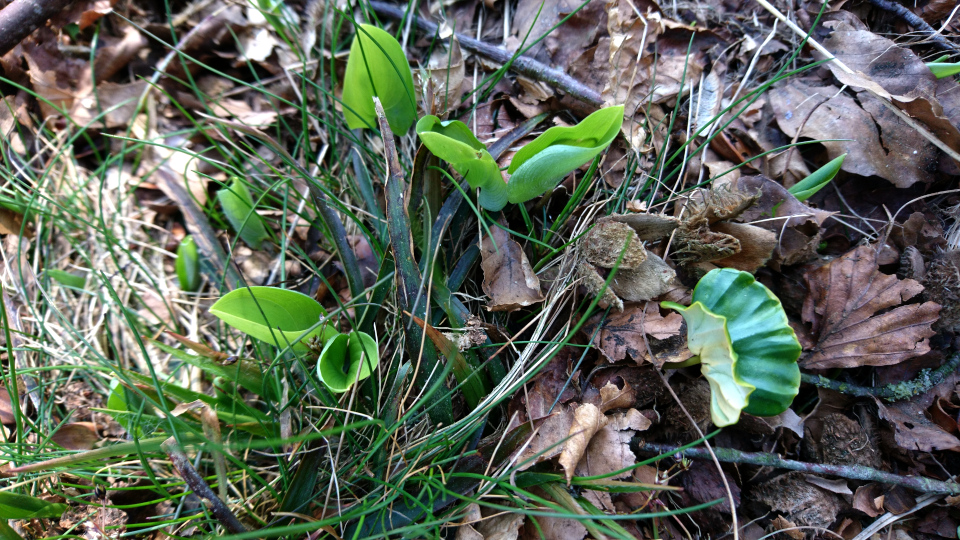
(367, 1, 602, 107)
(800, 352, 960, 401)
(162, 437, 249, 534)
(376, 98, 453, 426)
(635, 441, 960, 494)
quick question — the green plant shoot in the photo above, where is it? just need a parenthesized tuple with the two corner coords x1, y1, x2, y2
(217, 178, 270, 249)
(415, 116, 507, 210)
(417, 106, 624, 210)
(927, 55, 960, 79)
(210, 287, 380, 393)
(788, 153, 845, 202)
(342, 24, 417, 133)
(316, 331, 379, 393)
(176, 235, 201, 292)
(662, 268, 801, 427)
(0, 492, 67, 520)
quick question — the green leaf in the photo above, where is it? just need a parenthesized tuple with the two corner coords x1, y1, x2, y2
(316, 331, 380, 393)
(106, 379, 155, 437)
(209, 286, 336, 352)
(176, 235, 201, 292)
(416, 115, 508, 210)
(927, 59, 960, 79)
(663, 269, 801, 425)
(46, 269, 86, 290)
(0, 492, 67, 520)
(150, 339, 279, 401)
(342, 24, 416, 133)
(660, 301, 752, 427)
(506, 105, 623, 204)
(217, 178, 270, 249)
(788, 153, 845, 202)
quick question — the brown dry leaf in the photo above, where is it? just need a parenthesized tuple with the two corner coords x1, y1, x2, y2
(801, 244, 941, 369)
(875, 400, 960, 452)
(558, 403, 607, 483)
(770, 81, 935, 189)
(475, 512, 524, 540)
(455, 503, 483, 540)
(733, 175, 833, 267)
(710, 221, 777, 272)
(51, 423, 99, 450)
(517, 408, 576, 467)
(609, 252, 676, 302)
(481, 221, 544, 311)
(583, 302, 683, 363)
(523, 514, 587, 540)
(426, 37, 465, 112)
(0, 209, 24, 236)
(682, 461, 739, 513)
(852, 483, 885, 517)
(573, 419, 636, 479)
(595, 381, 635, 413)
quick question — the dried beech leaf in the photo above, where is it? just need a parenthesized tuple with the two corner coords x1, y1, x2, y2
(875, 400, 960, 452)
(802, 245, 940, 369)
(573, 421, 635, 480)
(51, 422, 99, 450)
(517, 408, 575, 468)
(583, 302, 683, 363)
(558, 403, 607, 483)
(480, 222, 544, 311)
(597, 382, 634, 413)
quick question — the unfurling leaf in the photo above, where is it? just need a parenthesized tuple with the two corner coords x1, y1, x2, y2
(176, 235, 201, 292)
(663, 269, 801, 426)
(507, 105, 624, 204)
(342, 24, 416, 133)
(217, 177, 269, 249)
(927, 56, 960, 79)
(789, 153, 846, 202)
(416, 116, 507, 210)
(210, 286, 337, 352)
(316, 331, 379, 393)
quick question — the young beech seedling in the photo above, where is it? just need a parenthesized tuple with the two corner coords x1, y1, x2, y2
(416, 105, 624, 211)
(210, 287, 379, 394)
(662, 268, 801, 427)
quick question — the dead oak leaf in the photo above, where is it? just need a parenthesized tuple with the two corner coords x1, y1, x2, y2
(481, 221, 544, 311)
(801, 245, 940, 369)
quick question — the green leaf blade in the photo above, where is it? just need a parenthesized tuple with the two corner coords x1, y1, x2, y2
(209, 286, 334, 352)
(342, 24, 416, 133)
(0, 492, 67, 520)
(217, 178, 270, 249)
(788, 153, 845, 202)
(176, 235, 201, 292)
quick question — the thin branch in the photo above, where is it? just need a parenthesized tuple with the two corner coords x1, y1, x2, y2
(866, 0, 960, 56)
(0, 0, 77, 57)
(800, 352, 960, 400)
(162, 437, 249, 534)
(366, 1, 603, 107)
(636, 441, 960, 494)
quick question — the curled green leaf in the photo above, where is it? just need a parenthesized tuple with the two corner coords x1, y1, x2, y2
(506, 105, 624, 204)
(663, 268, 801, 426)
(176, 235, 201, 292)
(416, 115, 507, 210)
(217, 178, 270, 249)
(342, 24, 417, 133)
(788, 153, 845, 202)
(317, 331, 380, 393)
(210, 286, 337, 352)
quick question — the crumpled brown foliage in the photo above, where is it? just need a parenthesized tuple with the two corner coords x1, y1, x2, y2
(801, 244, 941, 369)
(481, 220, 544, 311)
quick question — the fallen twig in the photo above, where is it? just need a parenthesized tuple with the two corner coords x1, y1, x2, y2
(636, 441, 960, 494)
(162, 437, 249, 534)
(866, 0, 960, 56)
(0, 0, 77, 56)
(367, 1, 603, 107)
(800, 352, 960, 400)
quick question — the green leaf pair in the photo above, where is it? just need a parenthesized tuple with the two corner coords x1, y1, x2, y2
(788, 153, 845, 202)
(416, 105, 625, 211)
(342, 23, 417, 134)
(210, 287, 379, 394)
(662, 269, 801, 427)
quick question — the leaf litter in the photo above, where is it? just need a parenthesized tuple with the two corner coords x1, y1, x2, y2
(3, 0, 960, 536)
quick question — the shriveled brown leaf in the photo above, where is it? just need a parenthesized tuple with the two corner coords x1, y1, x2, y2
(609, 253, 676, 302)
(875, 400, 960, 452)
(426, 37, 465, 112)
(573, 421, 634, 479)
(558, 403, 607, 483)
(517, 408, 575, 468)
(596, 381, 634, 413)
(481, 221, 544, 311)
(523, 514, 587, 540)
(475, 511, 524, 540)
(710, 221, 777, 272)
(852, 483, 885, 518)
(583, 302, 683, 364)
(581, 221, 646, 269)
(770, 81, 935, 189)
(600, 213, 679, 241)
(801, 245, 940, 369)
(51, 422, 99, 450)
